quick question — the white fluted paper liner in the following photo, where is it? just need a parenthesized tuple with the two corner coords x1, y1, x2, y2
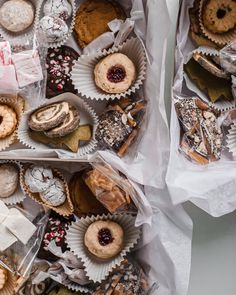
(0, 0, 39, 42)
(36, 0, 76, 49)
(0, 160, 25, 205)
(184, 46, 236, 111)
(71, 37, 147, 100)
(199, 0, 236, 46)
(0, 255, 17, 295)
(17, 92, 98, 157)
(0, 96, 24, 151)
(67, 282, 92, 293)
(20, 164, 74, 216)
(226, 123, 236, 156)
(66, 214, 141, 283)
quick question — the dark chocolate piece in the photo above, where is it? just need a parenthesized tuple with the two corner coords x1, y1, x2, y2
(46, 46, 79, 98)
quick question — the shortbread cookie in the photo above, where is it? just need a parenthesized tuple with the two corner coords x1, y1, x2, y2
(202, 0, 236, 33)
(0, 0, 35, 33)
(74, 0, 126, 48)
(0, 104, 17, 139)
(94, 53, 136, 94)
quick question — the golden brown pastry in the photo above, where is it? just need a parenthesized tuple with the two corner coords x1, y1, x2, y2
(84, 165, 131, 213)
(0, 266, 8, 291)
(74, 0, 126, 48)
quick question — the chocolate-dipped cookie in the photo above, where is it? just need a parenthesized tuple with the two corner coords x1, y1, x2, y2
(46, 46, 79, 98)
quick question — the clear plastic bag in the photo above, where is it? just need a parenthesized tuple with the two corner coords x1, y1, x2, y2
(175, 95, 224, 165)
(0, 203, 48, 280)
(220, 41, 236, 75)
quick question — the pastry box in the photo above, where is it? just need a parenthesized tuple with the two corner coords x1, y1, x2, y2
(166, 0, 236, 217)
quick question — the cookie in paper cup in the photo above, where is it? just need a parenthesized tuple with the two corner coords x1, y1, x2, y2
(71, 37, 147, 100)
(20, 164, 74, 216)
(0, 96, 24, 151)
(0, 0, 39, 42)
(184, 46, 235, 111)
(226, 122, 236, 156)
(0, 255, 17, 295)
(199, 0, 236, 46)
(36, 0, 76, 48)
(17, 93, 98, 157)
(66, 214, 141, 283)
(0, 160, 25, 205)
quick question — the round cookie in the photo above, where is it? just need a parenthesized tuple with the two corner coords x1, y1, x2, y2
(43, 0, 72, 20)
(39, 15, 68, 42)
(39, 178, 66, 207)
(46, 46, 79, 98)
(24, 165, 53, 193)
(74, 0, 126, 48)
(202, 0, 236, 33)
(84, 220, 124, 260)
(0, 164, 18, 198)
(0, 0, 35, 33)
(0, 104, 17, 139)
(94, 53, 136, 94)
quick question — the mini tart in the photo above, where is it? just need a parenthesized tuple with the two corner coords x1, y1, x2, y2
(28, 102, 70, 131)
(94, 53, 136, 94)
(84, 220, 124, 260)
(202, 0, 236, 34)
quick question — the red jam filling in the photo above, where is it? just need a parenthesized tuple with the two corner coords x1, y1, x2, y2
(98, 228, 114, 246)
(107, 66, 126, 83)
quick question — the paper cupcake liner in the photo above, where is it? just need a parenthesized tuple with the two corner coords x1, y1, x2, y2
(0, 0, 39, 43)
(199, 0, 236, 46)
(67, 282, 92, 294)
(20, 163, 74, 216)
(0, 255, 17, 295)
(71, 37, 147, 100)
(0, 160, 25, 205)
(35, 0, 76, 49)
(0, 96, 24, 152)
(226, 123, 236, 156)
(66, 214, 141, 283)
(17, 92, 98, 157)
